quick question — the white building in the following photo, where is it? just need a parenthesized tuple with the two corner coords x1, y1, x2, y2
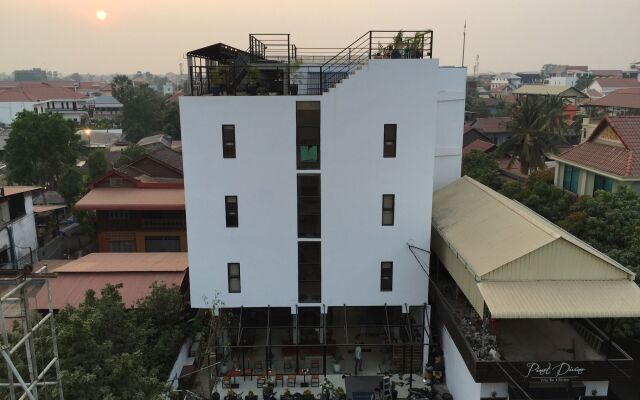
(548, 75, 577, 86)
(0, 82, 88, 124)
(180, 31, 465, 390)
(490, 73, 522, 90)
(32, 98, 88, 123)
(0, 187, 40, 269)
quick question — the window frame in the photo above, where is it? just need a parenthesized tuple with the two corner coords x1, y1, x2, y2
(297, 174, 321, 238)
(380, 261, 393, 291)
(222, 125, 236, 159)
(296, 101, 321, 170)
(562, 165, 580, 193)
(225, 196, 239, 227)
(298, 241, 321, 303)
(227, 263, 241, 293)
(383, 124, 397, 158)
(593, 174, 613, 194)
(382, 194, 395, 226)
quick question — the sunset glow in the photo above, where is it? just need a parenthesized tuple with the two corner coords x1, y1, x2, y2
(96, 9, 107, 21)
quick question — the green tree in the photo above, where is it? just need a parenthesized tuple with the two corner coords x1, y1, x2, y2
(163, 101, 181, 139)
(87, 149, 109, 180)
(114, 144, 147, 167)
(461, 150, 503, 190)
(5, 112, 82, 188)
(498, 96, 565, 174)
(111, 74, 134, 104)
(123, 85, 164, 142)
(57, 167, 86, 205)
(574, 74, 595, 91)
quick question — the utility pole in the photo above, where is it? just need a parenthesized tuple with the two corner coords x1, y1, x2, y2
(461, 20, 467, 67)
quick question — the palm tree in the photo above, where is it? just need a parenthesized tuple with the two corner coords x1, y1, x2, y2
(498, 95, 566, 175)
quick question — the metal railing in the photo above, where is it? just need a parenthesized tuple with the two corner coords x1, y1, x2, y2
(188, 30, 434, 96)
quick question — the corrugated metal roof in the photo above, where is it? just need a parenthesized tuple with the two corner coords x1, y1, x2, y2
(1, 186, 41, 196)
(513, 85, 586, 97)
(53, 252, 188, 273)
(478, 281, 640, 318)
(74, 187, 185, 210)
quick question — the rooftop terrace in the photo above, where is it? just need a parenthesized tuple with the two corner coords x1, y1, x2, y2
(187, 30, 434, 96)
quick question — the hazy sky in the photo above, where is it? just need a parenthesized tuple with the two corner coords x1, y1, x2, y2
(2, 0, 639, 76)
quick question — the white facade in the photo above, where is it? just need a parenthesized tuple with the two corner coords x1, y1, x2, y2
(548, 76, 577, 86)
(0, 101, 36, 125)
(0, 191, 39, 268)
(32, 99, 88, 123)
(180, 59, 465, 310)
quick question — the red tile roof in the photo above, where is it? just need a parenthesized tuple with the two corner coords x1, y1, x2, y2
(596, 78, 640, 89)
(463, 139, 496, 155)
(590, 70, 623, 78)
(0, 83, 86, 102)
(557, 116, 640, 177)
(588, 88, 640, 109)
(473, 117, 512, 134)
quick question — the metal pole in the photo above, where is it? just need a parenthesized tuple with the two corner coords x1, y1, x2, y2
(46, 270, 64, 400)
(368, 31, 372, 59)
(20, 287, 39, 400)
(461, 21, 466, 67)
(0, 299, 16, 399)
(0, 350, 36, 400)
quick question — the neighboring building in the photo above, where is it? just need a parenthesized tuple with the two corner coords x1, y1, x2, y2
(471, 117, 512, 145)
(490, 73, 522, 90)
(588, 78, 640, 96)
(566, 65, 589, 77)
(585, 88, 640, 115)
(77, 81, 112, 97)
(75, 147, 186, 252)
(462, 139, 495, 156)
(87, 95, 123, 121)
(163, 82, 175, 95)
(0, 82, 88, 124)
(0, 186, 40, 269)
(13, 69, 47, 81)
(77, 128, 124, 149)
(553, 116, 640, 195)
(180, 30, 465, 383)
(548, 76, 577, 87)
(33, 252, 188, 310)
(137, 133, 173, 152)
(463, 124, 492, 147)
(515, 72, 543, 85)
(512, 85, 587, 103)
(430, 176, 640, 400)
(590, 70, 623, 79)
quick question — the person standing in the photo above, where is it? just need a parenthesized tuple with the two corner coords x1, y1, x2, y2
(354, 335, 363, 375)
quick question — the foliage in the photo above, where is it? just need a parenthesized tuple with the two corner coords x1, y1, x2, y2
(461, 150, 503, 190)
(574, 74, 595, 91)
(559, 185, 640, 275)
(87, 149, 109, 180)
(5, 112, 82, 188)
(115, 144, 147, 167)
(123, 85, 165, 142)
(465, 93, 489, 118)
(163, 101, 181, 139)
(498, 95, 565, 174)
(57, 167, 86, 205)
(111, 74, 135, 104)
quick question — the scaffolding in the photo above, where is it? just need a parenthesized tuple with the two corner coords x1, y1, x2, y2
(0, 265, 64, 400)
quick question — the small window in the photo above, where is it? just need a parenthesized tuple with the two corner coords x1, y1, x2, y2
(383, 124, 397, 158)
(228, 263, 241, 293)
(381, 262, 393, 291)
(382, 194, 395, 226)
(109, 240, 135, 252)
(593, 174, 613, 194)
(222, 125, 236, 158)
(107, 211, 130, 220)
(225, 196, 239, 227)
(562, 165, 580, 193)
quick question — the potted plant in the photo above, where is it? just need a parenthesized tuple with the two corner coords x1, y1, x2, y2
(320, 379, 335, 400)
(246, 68, 261, 95)
(391, 31, 404, 59)
(289, 60, 303, 95)
(336, 387, 346, 400)
(404, 31, 426, 59)
(262, 378, 275, 400)
(225, 389, 237, 400)
(302, 390, 314, 400)
(331, 351, 343, 373)
(247, 390, 258, 400)
(211, 68, 224, 96)
(280, 388, 292, 400)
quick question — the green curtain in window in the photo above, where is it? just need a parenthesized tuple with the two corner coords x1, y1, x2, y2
(300, 145, 318, 162)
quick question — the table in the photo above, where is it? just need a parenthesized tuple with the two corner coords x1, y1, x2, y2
(300, 369, 309, 387)
(229, 368, 241, 389)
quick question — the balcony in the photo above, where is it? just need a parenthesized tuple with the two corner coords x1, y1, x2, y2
(187, 30, 433, 96)
(429, 278, 634, 386)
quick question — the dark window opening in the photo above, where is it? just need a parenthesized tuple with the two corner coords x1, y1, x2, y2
(296, 102, 320, 170)
(222, 125, 236, 158)
(144, 236, 181, 252)
(298, 242, 321, 303)
(562, 165, 580, 193)
(109, 240, 135, 252)
(8, 194, 26, 221)
(228, 263, 241, 293)
(382, 194, 395, 226)
(297, 174, 320, 238)
(225, 196, 239, 227)
(381, 262, 393, 291)
(383, 124, 397, 158)
(593, 174, 613, 194)
(0, 248, 10, 267)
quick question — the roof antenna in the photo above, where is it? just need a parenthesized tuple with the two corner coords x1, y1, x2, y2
(461, 20, 467, 67)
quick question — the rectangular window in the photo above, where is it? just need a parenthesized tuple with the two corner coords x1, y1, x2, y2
(381, 262, 393, 291)
(297, 174, 321, 238)
(383, 124, 397, 158)
(109, 240, 135, 252)
(8, 194, 26, 221)
(145, 236, 181, 252)
(296, 102, 320, 169)
(225, 196, 239, 227)
(228, 263, 241, 293)
(298, 242, 321, 303)
(562, 165, 580, 193)
(222, 125, 236, 158)
(593, 174, 613, 194)
(382, 194, 395, 226)
(107, 211, 130, 220)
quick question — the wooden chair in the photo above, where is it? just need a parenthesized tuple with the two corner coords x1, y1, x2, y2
(257, 376, 266, 388)
(310, 359, 320, 373)
(287, 375, 296, 387)
(222, 376, 232, 389)
(283, 357, 294, 374)
(243, 368, 253, 381)
(310, 375, 320, 387)
(275, 374, 284, 387)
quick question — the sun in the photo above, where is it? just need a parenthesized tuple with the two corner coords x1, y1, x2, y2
(96, 9, 108, 21)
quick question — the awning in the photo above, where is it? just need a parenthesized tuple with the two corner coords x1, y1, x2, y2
(75, 187, 185, 211)
(478, 280, 640, 319)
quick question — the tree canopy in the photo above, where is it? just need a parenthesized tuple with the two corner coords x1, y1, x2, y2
(114, 144, 147, 167)
(57, 167, 86, 205)
(461, 150, 503, 190)
(87, 149, 109, 181)
(5, 112, 82, 188)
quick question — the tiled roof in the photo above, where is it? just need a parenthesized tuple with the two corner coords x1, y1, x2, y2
(0, 83, 86, 102)
(463, 139, 496, 155)
(590, 70, 623, 78)
(595, 78, 640, 89)
(473, 117, 512, 134)
(557, 116, 640, 177)
(588, 88, 640, 109)
(148, 147, 183, 172)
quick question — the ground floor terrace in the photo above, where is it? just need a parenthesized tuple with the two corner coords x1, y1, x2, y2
(188, 305, 451, 399)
